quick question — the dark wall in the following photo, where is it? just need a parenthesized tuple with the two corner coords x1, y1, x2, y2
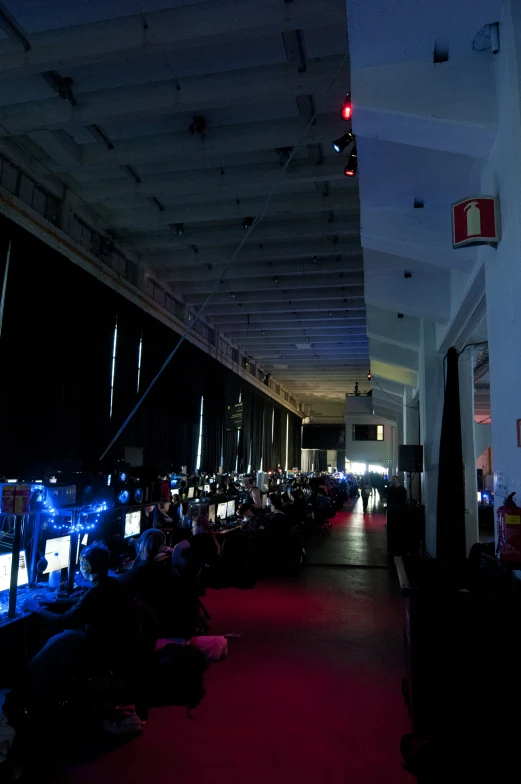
(302, 424, 345, 451)
(0, 215, 301, 475)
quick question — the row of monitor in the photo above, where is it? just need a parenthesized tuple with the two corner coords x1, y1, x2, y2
(0, 533, 91, 594)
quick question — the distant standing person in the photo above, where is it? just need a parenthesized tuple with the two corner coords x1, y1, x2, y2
(360, 474, 372, 513)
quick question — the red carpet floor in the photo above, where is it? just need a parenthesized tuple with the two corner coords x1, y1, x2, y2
(61, 499, 414, 783)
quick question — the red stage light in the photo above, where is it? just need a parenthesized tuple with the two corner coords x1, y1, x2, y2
(344, 168, 355, 177)
(341, 94, 352, 121)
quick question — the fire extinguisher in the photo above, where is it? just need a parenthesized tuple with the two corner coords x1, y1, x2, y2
(497, 492, 521, 565)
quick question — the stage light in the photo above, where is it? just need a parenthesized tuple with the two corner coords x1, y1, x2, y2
(173, 223, 184, 236)
(332, 131, 354, 153)
(188, 115, 206, 135)
(341, 93, 352, 120)
(242, 217, 254, 230)
(367, 371, 372, 380)
(276, 147, 293, 166)
(344, 146, 358, 177)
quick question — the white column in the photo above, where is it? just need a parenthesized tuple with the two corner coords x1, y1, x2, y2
(419, 320, 444, 556)
(459, 350, 479, 554)
(481, 2, 521, 545)
(403, 386, 420, 501)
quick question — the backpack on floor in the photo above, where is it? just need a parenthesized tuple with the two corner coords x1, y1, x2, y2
(150, 643, 207, 710)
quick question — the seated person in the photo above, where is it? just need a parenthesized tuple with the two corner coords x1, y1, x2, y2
(171, 493, 182, 522)
(7, 542, 133, 722)
(238, 503, 264, 535)
(192, 515, 221, 559)
(157, 499, 174, 527)
(118, 528, 170, 606)
(268, 494, 292, 535)
(243, 476, 262, 510)
(141, 503, 156, 532)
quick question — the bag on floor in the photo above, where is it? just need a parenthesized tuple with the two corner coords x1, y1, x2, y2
(190, 635, 228, 662)
(150, 643, 207, 709)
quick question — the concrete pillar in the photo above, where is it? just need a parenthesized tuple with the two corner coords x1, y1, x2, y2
(392, 423, 399, 476)
(403, 386, 421, 501)
(481, 2, 521, 544)
(459, 350, 479, 555)
(419, 320, 444, 556)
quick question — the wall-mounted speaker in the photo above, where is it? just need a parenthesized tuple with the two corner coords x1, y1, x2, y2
(398, 445, 423, 473)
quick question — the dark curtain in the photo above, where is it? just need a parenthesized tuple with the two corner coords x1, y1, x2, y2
(436, 346, 466, 560)
(0, 213, 303, 476)
(272, 408, 283, 469)
(250, 393, 264, 471)
(262, 402, 273, 470)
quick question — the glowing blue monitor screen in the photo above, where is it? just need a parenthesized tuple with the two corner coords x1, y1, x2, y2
(124, 510, 141, 538)
(44, 535, 71, 573)
(0, 550, 28, 593)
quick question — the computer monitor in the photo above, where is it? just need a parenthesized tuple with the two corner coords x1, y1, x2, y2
(0, 550, 29, 593)
(124, 510, 141, 538)
(204, 484, 210, 493)
(44, 536, 71, 573)
(188, 487, 195, 499)
(226, 499, 235, 518)
(264, 493, 270, 508)
(208, 504, 216, 524)
(217, 502, 227, 520)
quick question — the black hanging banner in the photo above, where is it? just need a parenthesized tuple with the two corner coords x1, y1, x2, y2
(226, 401, 243, 432)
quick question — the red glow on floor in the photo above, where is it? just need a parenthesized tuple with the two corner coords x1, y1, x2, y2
(60, 500, 413, 783)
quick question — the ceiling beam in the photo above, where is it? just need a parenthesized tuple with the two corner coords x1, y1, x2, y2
(213, 311, 366, 326)
(157, 256, 362, 283)
(0, 0, 347, 80)
(226, 319, 366, 334)
(79, 113, 353, 168)
(72, 154, 357, 203)
(183, 282, 364, 303)
(129, 212, 359, 249)
(205, 299, 365, 318)
(103, 189, 359, 229)
(0, 56, 347, 136)
(152, 238, 361, 269)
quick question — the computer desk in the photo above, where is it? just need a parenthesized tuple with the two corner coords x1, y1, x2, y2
(214, 524, 242, 536)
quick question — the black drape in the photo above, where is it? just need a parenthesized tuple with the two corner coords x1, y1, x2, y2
(436, 346, 466, 559)
(0, 213, 303, 475)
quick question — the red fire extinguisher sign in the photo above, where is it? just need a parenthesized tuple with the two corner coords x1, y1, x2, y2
(452, 196, 500, 248)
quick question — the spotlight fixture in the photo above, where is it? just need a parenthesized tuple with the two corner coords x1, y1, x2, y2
(397, 313, 404, 319)
(367, 371, 372, 380)
(242, 216, 254, 230)
(344, 145, 358, 177)
(332, 130, 355, 154)
(174, 223, 185, 236)
(404, 270, 412, 279)
(273, 276, 280, 284)
(276, 147, 293, 165)
(188, 115, 207, 135)
(341, 93, 352, 121)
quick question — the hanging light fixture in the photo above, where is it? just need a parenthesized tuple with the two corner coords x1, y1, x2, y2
(344, 145, 358, 177)
(332, 130, 354, 154)
(341, 93, 352, 121)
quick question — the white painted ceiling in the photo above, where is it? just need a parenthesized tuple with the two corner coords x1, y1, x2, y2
(0, 0, 367, 405)
(346, 0, 499, 425)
